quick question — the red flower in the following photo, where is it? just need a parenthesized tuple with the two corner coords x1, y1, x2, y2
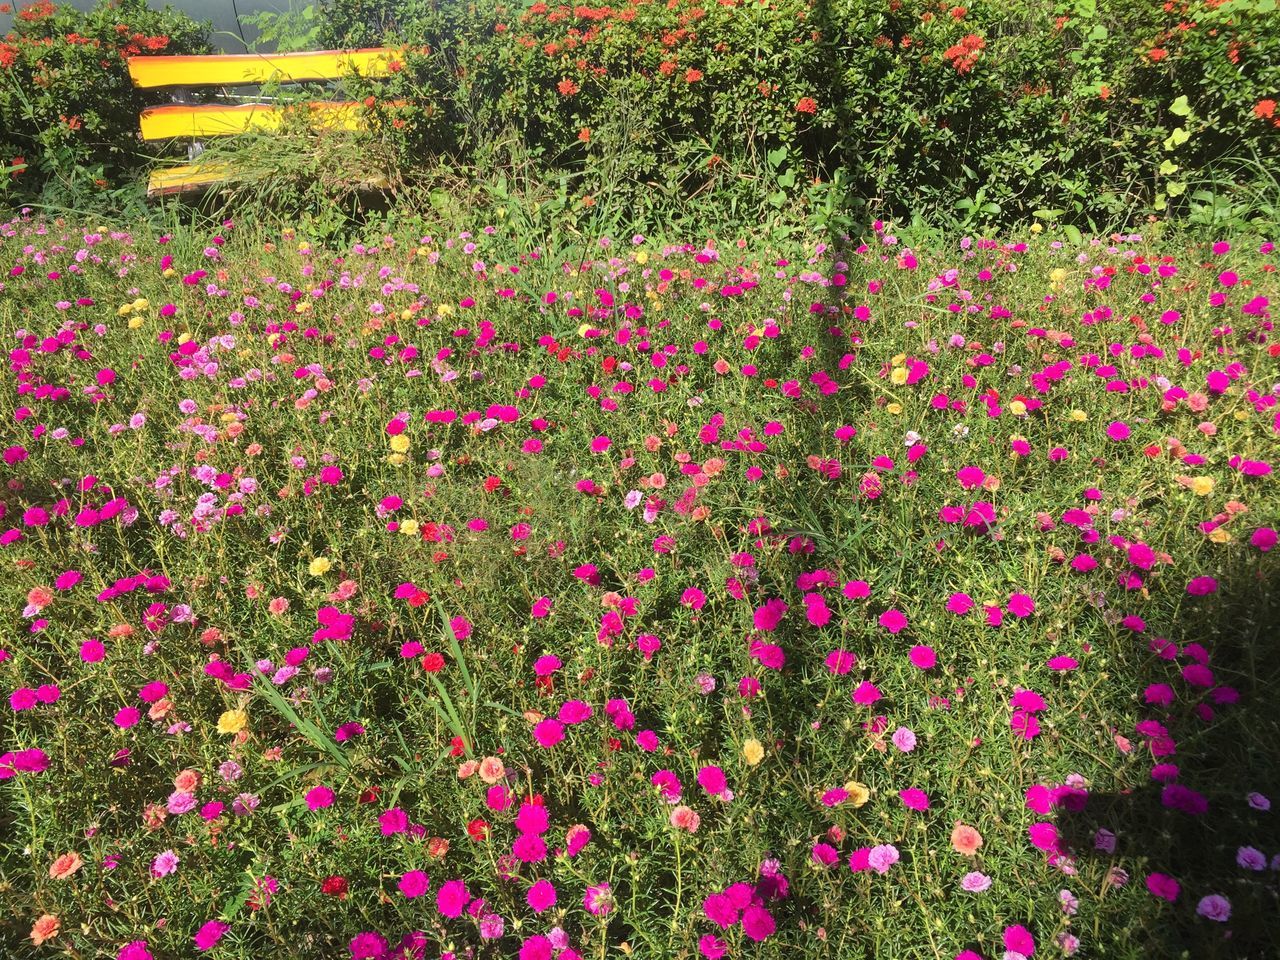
(467, 818, 490, 841)
(321, 875, 348, 898)
(684, 68, 703, 83)
(1256, 99, 1276, 120)
(421, 652, 445, 673)
(1148, 47, 1168, 62)
(557, 78, 579, 96)
(796, 97, 818, 115)
(449, 736, 466, 757)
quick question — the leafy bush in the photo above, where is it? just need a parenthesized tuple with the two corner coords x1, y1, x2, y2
(316, 0, 1280, 231)
(0, 0, 209, 203)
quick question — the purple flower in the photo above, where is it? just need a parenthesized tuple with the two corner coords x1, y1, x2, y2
(961, 871, 992, 893)
(867, 844, 899, 874)
(1196, 894, 1231, 922)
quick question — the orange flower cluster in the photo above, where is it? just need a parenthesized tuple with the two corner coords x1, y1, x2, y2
(943, 33, 985, 74)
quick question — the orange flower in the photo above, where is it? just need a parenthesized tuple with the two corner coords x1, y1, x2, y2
(1256, 99, 1277, 120)
(49, 852, 83, 880)
(578, 127, 591, 142)
(1099, 84, 1111, 100)
(684, 68, 703, 83)
(557, 78, 579, 96)
(30, 914, 60, 946)
(1148, 47, 1168, 62)
(950, 822, 984, 856)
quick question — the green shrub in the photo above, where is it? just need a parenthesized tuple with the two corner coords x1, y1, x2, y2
(317, 0, 1279, 231)
(0, 0, 210, 204)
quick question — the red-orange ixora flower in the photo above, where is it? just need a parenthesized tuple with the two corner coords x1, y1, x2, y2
(557, 78, 579, 96)
(1255, 99, 1276, 120)
(796, 97, 818, 114)
(684, 68, 703, 83)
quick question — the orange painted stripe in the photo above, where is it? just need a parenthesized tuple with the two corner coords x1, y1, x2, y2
(127, 48, 401, 88)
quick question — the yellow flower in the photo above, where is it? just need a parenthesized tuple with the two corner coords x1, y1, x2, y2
(886, 402, 903, 415)
(889, 367, 908, 386)
(578, 323, 592, 337)
(127, 316, 144, 330)
(1009, 400, 1027, 416)
(1069, 409, 1088, 422)
(742, 739, 765, 766)
(162, 267, 177, 278)
(843, 781, 871, 807)
(437, 304, 454, 317)
(387, 453, 406, 466)
(1030, 223, 1043, 234)
(1208, 527, 1232, 544)
(216, 709, 247, 735)
(132, 298, 150, 312)
(636, 250, 649, 265)
(1190, 476, 1214, 496)
(399, 519, 419, 537)
(294, 300, 311, 314)
(308, 557, 332, 576)
(117, 303, 133, 317)
(389, 434, 410, 453)
(400, 308, 414, 321)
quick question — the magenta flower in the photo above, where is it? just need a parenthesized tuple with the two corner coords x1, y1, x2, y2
(878, 608, 908, 634)
(399, 870, 430, 898)
(584, 882, 614, 916)
(305, 785, 334, 810)
(193, 920, 229, 951)
(899, 788, 929, 810)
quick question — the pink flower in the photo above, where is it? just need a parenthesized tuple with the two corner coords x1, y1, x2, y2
(584, 882, 614, 916)
(533, 718, 565, 748)
(1196, 894, 1231, 921)
(527, 879, 557, 912)
(852, 681, 882, 706)
(899, 788, 929, 810)
(909, 645, 936, 669)
(867, 844, 899, 874)
(1145, 872, 1180, 902)
(741, 905, 776, 941)
(399, 870, 430, 898)
(878, 609, 908, 634)
(1007, 593, 1035, 618)
(305, 785, 334, 810)
(946, 593, 974, 615)
(891, 727, 917, 752)
(1106, 421, 1131, 441)
(437, 878, 469, 917)
(193, 920, 229, 951)
(1003, 924, 1036, 956)
(825, 649, 856, 674)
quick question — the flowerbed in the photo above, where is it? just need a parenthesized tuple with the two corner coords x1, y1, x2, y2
(1, 216, 1279, 959)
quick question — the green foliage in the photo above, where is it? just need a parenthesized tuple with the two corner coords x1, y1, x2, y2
(312, 0, 1280, 233)
(0, 0, 211, 207)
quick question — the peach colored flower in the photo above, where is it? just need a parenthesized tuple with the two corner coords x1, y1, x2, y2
(478, 756, 506, 784)
(670, 805, 701, 833)
(950, 822, 984, 857)
(173, 768, 202, 792)
(31, 914, 60, 945)
(268, 596, 290, 615)
(49, 852, 83, 880)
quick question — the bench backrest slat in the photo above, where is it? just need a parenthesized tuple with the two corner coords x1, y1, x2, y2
(127, 48, 397, 89)
(138, 101, 379, 141)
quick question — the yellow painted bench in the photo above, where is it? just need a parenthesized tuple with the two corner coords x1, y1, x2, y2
(127, 48, 400, 197)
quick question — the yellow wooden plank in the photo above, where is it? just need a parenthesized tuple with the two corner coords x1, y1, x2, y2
(128, 48, 399, 89)
(147, 163, 233, 197)
(138, 101, 371, 141)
